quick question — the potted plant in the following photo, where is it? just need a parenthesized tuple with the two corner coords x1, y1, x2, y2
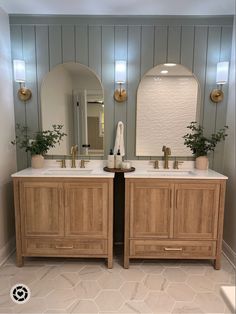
(183, 122, 228, 170)
(12, 124, 67, 168)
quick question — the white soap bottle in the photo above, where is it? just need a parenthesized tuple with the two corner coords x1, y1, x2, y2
(115, 149, 122, 169)
(107, 149, 115, 168)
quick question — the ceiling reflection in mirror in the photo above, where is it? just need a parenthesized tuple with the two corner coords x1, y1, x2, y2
(136, 63, 200, 156)
(41, 62, 104, 156)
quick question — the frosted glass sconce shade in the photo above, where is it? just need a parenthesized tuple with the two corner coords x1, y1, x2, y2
(216, 61, 229, 85)
(13, 59, 26, 82)
(114, 60, 127, 102)
(210, 61, 229, 103)
(13, 59, 32, 101)
(115, 60, 126, 83)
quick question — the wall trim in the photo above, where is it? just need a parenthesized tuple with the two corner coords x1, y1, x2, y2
(222, 240, 236, 269)
(9, 15, 234, 26)
(0, 237, 16, 267)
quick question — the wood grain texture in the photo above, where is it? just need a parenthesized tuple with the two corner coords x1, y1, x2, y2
(9, 17, 233, 168)
(64, 182, 108, 237)
(174, 182, 220, 239)
(125, 178, 226, 268)
(20, 181, 64, 237)
(129, 181, 172, 238)
(14, 177, 113, 267)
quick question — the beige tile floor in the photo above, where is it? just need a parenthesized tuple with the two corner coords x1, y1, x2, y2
(0, 252, 235, 314)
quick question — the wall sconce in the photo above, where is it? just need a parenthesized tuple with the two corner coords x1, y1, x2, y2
(210, 61, 229, 103)
(114, 60, 127, 102)
(13, 59, 32, 101)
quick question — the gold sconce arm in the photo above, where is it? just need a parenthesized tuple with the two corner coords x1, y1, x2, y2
(18, 82, 32, 102)
(210, 85, 224, 103)
(114, 83, 127, 102)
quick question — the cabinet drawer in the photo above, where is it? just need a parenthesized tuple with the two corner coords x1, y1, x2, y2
(23, 238, 107, 256)
(130, 240, 216, 258)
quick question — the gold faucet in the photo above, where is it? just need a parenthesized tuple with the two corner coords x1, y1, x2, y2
(71, 145, 78, 168)
(151, 160, 159, 169)
(174, 159, 184, 169)
(80, 159, 90, 168)
(162, 146, 171, 169)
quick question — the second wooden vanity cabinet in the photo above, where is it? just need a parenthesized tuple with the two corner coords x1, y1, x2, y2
(13, 177, 113, 268)
(124, 178, 226, 269)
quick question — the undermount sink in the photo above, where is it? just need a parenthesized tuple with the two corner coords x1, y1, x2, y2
(43, 169, 93, 176)
(146, 169, 195, 176)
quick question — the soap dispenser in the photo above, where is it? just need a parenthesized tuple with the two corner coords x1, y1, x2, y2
(115, 149, 122, 169)
(107, 149, 115, 168)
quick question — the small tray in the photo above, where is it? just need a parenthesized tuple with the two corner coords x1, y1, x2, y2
(103, 166, 135, 173)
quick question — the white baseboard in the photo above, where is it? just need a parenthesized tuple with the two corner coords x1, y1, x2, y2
(0, 237, 15, 267)
(222, 240, 236, 269)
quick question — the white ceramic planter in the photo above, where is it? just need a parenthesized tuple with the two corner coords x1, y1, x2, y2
(31, 155, 44, 169)
(195, 156, 209, 170)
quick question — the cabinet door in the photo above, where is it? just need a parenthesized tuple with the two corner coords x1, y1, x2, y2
(174, 182, 220, 239)
(129, 180, 173, 238)
(64, 181, 108, 237)
(20, 181, 64, 237)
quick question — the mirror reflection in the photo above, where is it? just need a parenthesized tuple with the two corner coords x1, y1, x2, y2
(41, 62, 104, 156)
(136, 63, 200, 156)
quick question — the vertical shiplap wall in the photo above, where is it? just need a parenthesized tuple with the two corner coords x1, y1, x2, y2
(9, 16, 233, 171)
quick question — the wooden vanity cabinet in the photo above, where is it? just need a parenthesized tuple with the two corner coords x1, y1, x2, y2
(13, 177, 113, 268)
(124, 178, 226, 269)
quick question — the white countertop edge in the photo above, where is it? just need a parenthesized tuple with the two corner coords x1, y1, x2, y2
(11, 160, 227, 180)
(11, 169, 114, 178)
(220, 286, 236, 313)
(124, 169, 228, 180)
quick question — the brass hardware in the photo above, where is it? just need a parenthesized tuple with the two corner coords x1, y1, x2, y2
(164, 247, 183, 251)
(71, 145, 78, 168)
(55, 245, 73, 249)
(151, 160, 159, 169)
(210, 88, 224, 103)
(80, 159, 90, 168)
(162, 146, 171, 169)
(18, 83, 32, 101)
(56, 159, 66, 168)
(174, 160, 184, 170)
(114, 83, 127, 102)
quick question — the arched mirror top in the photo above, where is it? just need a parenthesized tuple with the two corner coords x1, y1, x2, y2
(41, 62, 104, 157)
(136, 63, 200, 157)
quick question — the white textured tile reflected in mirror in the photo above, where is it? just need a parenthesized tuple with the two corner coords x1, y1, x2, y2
(136, 64, 200, 156)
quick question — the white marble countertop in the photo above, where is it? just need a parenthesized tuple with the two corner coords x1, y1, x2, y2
(11, 160, 114, 178)
(11, 159, 228, 180)
(220, 286, 236, 313)
(124, 160, 228, 180)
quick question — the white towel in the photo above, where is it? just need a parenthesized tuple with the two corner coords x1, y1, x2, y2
(114, 121, 125, 157)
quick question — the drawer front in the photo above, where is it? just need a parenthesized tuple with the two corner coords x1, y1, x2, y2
(23, 238, 107, 256)
(130, 240, 216, 258)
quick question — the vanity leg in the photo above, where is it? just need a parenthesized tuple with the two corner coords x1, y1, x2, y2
(16, 254, 24, 267)
(214, 258, 221, 270)
(124, 255, 129, 269)
(107, 257, 113, 269)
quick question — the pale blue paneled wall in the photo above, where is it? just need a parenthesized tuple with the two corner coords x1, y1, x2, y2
(9, 16, 233, 170)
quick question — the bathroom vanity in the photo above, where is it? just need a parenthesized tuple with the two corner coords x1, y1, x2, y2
(124, 165, 227, 270)
(12, 165, 114, 268)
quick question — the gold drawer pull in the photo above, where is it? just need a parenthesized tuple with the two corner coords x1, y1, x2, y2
(55, 245, 73, 249)
(164, 247, 183, 251)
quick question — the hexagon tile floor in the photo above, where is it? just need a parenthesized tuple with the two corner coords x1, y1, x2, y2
(0, 252, 235, 314)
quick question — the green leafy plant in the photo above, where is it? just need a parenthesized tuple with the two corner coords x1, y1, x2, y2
(183, 122, 228, 157)
(11, 124, 67, 155)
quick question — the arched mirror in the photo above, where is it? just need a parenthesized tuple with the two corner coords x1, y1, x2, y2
(136, 63, 200, 156)
(41, 62, 104, 156)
